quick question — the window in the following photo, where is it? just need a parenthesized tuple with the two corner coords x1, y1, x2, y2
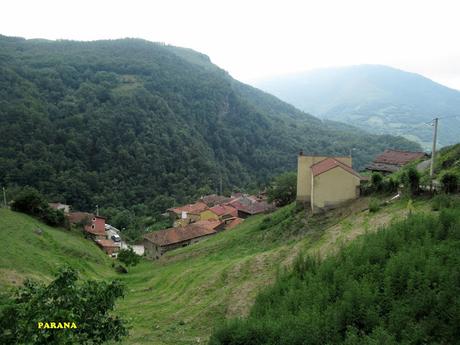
(91, 225, 95, 229)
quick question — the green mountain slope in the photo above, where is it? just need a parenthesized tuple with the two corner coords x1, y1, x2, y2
(256, 65, 460, 149)
(0, 36, 419, 213)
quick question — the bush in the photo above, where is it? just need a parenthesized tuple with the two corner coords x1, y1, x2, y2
(117, 247, 140, 267)
(440, 172, 458, 194)
(384, 177, 399, 193)
(402, 167, 420, 195)
(115, 264, 128, 274)
(267, 172, 296, 207)
(11, 187, 66, 227)
(0, 267, 127, 344)
(432, 194, 452, 211)
(369, 198, 380, 213)
(371, 172, 383, 192)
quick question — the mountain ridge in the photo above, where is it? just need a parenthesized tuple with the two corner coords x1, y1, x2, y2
(256, 64, 460, 149)
(0, 36, 419, 214)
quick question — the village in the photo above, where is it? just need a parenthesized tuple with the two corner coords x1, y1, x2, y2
(51, 148, 428, 260)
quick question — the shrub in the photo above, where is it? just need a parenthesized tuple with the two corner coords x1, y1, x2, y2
(440, 172, 458, 194)
(402, 167, 420, 195)
(0, 267, 127, 344)
(267, 172, 297, 207)
(371, 172, 383, 192)
(117, 247, 140, 267)
(11, 187, 66, 227)
(369, 198, 380, 213)
(384, 177, 399, 193)
(432, 194, 452, 211)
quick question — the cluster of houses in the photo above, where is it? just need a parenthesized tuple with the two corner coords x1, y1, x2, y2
(143, 193, 275, 260)
(48, 148, 427, 260)
(296, 149, 428, 212)
(49, 203, 122, 256)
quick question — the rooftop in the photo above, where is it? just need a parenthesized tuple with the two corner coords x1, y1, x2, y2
(144, 220, 221, 246)
(311, 158, 361, 178)
(199, 194, 231, 207)
(95, 239, 118, 248)
(371, 149, 427, 166)
(230, 200, 275, 215)
(67, 212, 94, 224)
(168, 201, 208, 215)
(209, 204, 238, 217)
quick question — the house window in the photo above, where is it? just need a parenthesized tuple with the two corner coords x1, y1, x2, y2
(91, 224, 95, 229)
(92, 217, 96, 222)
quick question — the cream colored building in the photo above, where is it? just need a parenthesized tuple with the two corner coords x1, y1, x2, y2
(296, 153, 361, 212)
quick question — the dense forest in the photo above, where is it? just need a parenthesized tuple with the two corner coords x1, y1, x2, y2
(0, 35, 420, 218)
(210, 199, 460, 345)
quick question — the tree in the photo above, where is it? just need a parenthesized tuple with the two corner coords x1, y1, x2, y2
(0, 267, 127, 345)
(370, 172, 383, 192)
(117, 247, 140, 267)
(440, 172, 458, 194)
(11, 187, 66, 227)
(11, 187, 47, 215)
(402, 167, 420, 195)
(267, 172, 297, 207)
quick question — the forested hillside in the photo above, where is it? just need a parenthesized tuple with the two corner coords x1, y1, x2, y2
(256, 65, 460, 149)
(0, 36, 419, 215)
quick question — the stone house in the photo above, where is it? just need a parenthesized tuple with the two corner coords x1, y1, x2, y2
(143, 220, 222, 260)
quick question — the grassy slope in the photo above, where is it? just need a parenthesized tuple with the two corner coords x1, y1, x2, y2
(0, 198, 430, 345)
(0, 208, 113, 287)
(114, 198, 430, 345)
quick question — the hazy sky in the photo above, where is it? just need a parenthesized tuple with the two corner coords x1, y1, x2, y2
(2, 0, 460, 89)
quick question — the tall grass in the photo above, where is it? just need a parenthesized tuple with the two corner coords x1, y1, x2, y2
(210, 205, 460, 345)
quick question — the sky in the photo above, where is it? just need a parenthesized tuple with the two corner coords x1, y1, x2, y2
(2, 0, 460, 90)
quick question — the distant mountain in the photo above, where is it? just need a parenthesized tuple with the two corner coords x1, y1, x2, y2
(256, 65, 460, 150)
(0, 37, 419, 214)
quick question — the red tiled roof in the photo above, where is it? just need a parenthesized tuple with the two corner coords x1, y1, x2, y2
(226, 218, 244, 229)
(311, 158, 361, 179)
(372, 149, 427, 166)
(199, 194, 231, 207)
(210, 204, 238, 217)
(144, 225, 217, 247)
(168, 202, 208, 215)
(96, 239, 118, 248)
(230, 200, 275, 215)
(192, 219, 223, 231)
(67, 212, 94, 224)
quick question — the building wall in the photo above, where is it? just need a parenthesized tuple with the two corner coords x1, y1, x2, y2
(311, 167, 360, 212)
(297, 155, 352, 202)
(94, 217, 105, 233)
(143, 239, 162, 260)
(199, 210, 219, 221)
(143, 233, 216, 260)
(102, 246, 119, 255)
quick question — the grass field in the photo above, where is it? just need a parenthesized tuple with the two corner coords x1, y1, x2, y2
(0, 197, 430, 344)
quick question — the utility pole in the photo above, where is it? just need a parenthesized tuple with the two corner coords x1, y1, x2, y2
(219, 175, 223, 196)
(2, 187, 6, 208)
(429, 117, 438, 180)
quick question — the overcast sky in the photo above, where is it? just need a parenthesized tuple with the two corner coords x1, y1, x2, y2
(2, 0, 460, 90)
